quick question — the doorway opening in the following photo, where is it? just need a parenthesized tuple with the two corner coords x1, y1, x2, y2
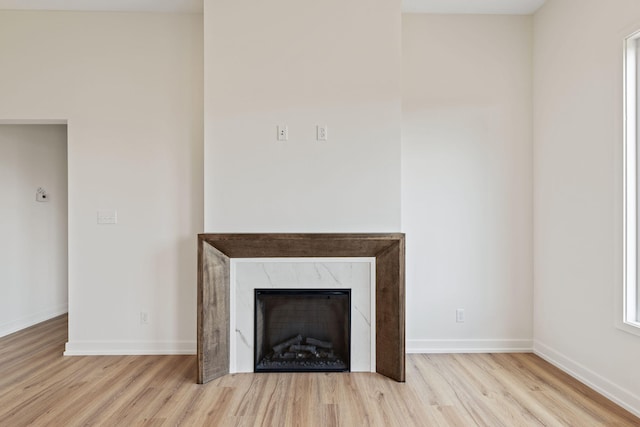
(0, 123, 68, 340)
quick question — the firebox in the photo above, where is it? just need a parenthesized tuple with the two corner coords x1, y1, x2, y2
(254, 289, 351, 373)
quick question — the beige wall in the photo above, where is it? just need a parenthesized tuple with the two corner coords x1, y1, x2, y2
(0, 11, 203, 353)
(203, 0, 402, 232)
(402, 14, 534, 352)
(534, 0, 640, 414)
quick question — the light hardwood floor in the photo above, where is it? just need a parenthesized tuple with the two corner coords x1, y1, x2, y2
(0, 315, 638, 426)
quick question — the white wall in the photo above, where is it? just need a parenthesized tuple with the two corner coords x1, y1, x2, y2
(0, 125, 68, 337)
(534, 0, 640, 415)
(0, 11, 203, 354)
(203, 0, 402, 232)
(402, 14, 534, 352)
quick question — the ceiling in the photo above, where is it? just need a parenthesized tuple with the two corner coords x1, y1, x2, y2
(0, 0, 546, 15)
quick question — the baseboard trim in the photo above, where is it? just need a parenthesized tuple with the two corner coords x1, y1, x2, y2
(0, 304, 68, 338)
(407, 338, 533, 353)
(64, 340, 197, 356)
(534, 340, 640, 418)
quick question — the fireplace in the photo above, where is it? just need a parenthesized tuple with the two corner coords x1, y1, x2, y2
(197, 233, 405, 384)
(254, 289, 351, 372)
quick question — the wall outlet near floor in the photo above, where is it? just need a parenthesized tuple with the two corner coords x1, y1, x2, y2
(316, 125, 328, 141)
(456, 308, 465, 323)
(140, 312, 149, 325)
(277, 125, 288, 141)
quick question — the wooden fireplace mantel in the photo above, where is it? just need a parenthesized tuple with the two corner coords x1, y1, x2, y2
(197, 233, 405, 383)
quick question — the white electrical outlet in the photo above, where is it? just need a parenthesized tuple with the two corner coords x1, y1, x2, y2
(140, 312, 149, 325)
(316, 125, 328, 141)
(277, 125, 288, 141)
(456, 308, 465, 323)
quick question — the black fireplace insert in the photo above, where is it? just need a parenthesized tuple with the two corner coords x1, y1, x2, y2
(254, 289, 351, 373)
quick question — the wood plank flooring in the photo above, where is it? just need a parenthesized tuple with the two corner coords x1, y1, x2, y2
(0, 315, 638, 426)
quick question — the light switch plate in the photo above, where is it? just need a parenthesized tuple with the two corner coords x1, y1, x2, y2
(97, 210, 117, 224)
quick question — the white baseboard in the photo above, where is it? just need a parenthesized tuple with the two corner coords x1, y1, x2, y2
(407, 338, 533, 353)
(64, 340, 197, 356)
(0, 304, 68, 338)
(534, 340, 640, 418)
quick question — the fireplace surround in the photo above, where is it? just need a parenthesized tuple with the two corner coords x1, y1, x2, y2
(197, 233, 405, 384)
(230, 258, 374, 373)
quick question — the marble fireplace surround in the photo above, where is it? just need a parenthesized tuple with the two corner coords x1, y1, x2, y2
(197, 233, 405, 384)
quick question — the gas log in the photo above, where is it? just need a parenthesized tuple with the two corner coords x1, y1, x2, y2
(268, 336, 338, 362)
(306, 337, 333, 349)
(289, 344, 317, 353)
(272, 335, 302, 354)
